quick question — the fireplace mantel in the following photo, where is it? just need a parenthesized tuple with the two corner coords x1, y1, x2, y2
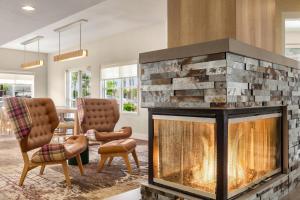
(139, 38, 299, 69)
(139, 38, 300, 200)
(140, 38, 300, 109)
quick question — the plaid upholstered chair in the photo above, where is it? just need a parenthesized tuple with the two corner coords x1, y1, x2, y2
(4, 97, 88, 186)
(76, 98, 132, 143)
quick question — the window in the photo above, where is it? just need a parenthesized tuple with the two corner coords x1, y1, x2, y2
(0, 73, 34, 105)
(285, 18, 300, 61)
(102, 64, 138, 113)
(285, 48, 300, 60)
(66, 70, 91, 107)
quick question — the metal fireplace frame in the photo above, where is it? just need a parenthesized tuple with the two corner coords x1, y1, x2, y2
(148, 106, 288, 200)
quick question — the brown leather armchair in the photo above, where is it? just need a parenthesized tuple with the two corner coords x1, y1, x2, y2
(4, 97, 88, 186)
(77, 98, 132, 143)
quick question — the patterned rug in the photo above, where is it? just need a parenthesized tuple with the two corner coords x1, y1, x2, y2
(0, 136, 148, 200)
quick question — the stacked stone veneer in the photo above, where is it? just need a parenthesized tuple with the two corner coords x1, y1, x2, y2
(140, 52, 300, 199)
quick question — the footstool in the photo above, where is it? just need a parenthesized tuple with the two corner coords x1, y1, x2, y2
(98, 139, 139, 173)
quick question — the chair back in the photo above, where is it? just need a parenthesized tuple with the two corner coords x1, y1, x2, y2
(5, 98, 59, 152)
(77, 98, 119, 133)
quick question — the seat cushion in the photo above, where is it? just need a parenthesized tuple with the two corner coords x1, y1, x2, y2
(31, 135, 88, 163)
(95, 127, 132, 142)
(31, 143, 66, 163)
(98, 139, 136, 154)
(64, 135, 88, 159)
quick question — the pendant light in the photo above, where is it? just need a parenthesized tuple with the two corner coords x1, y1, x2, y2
(53, 19, 88, 62)
(21, 36, 44, 69)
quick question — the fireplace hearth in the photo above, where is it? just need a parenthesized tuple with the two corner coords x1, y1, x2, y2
(148, 107, 286, 199)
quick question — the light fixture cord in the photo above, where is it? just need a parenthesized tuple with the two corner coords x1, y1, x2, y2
(80, 23, 82, 50)
(23, 45, 26, 63)
(38, 39, 40, 59)
(59, 32, 61, 55)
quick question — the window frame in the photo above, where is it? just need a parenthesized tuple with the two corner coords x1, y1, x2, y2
(103, 78, 122, 104)
(0, 72, 35, 105)
(66, 69, 92, 107)
(101, 64, 139, 114)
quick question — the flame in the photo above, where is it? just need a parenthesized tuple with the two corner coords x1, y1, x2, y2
(201, 138, 216, 185)
(190, 155, 246, 192)
(189, 131, 247, 193)
(189, 136, 216, 193)
(228, 162, 245, 189)
(202, 154, 216, 184)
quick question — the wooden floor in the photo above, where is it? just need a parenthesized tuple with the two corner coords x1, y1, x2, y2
(106, 186, 300, 200)
(105, 188, 140, 200)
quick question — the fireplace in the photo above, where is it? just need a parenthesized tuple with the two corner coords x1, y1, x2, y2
(140, 39, 295, 199)
(148, 106, 285, 199)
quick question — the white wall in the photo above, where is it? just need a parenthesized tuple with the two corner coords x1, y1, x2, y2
(47, 23, 167, 138)
(0, 48, 48, 97)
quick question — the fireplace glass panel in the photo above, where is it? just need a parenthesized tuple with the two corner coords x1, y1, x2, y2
(153, 113, 281, 199)
(228, 114, 281, 196)
(153, 115, 217, 198)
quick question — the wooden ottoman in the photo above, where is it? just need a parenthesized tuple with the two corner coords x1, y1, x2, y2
(98, 139, 139, 173)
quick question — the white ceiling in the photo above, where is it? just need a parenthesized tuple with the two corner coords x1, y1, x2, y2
(0, 0, 106, 45)
(1, 0, 166, 53)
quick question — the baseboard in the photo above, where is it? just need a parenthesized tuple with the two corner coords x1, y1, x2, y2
(131, 132, 148, 141)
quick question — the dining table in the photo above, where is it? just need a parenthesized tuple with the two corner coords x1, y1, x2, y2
(56, 106, 80, 135)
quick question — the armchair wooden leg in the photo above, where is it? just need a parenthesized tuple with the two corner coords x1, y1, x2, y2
(75, 155, 84, 175)
(107, 157, 114, 166)
(132, 150, 140, 168)
(62, 161, 71, 186)
(98, 155, 108, 172)
(19, 164, 29, 186)
(122, 154, 132, 174)
(40, 164, 46, 175)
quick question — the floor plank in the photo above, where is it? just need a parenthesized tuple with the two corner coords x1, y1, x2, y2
(105, 188, 141, 200)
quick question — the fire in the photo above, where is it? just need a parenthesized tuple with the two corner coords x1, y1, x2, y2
(228, 162, 245, 189)
(228, 125, 246, 190)
(189, 141, 216, 193)
(202, 154, 216, 184)
(190, 150, 246, 193)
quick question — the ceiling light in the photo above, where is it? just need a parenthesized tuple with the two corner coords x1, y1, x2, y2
(54, 49, 88, 62)
(54, 19, 88, 62)
(22, 5, 35, 11)
(21, 36, 44, 70)
(21, 60, 43, 69)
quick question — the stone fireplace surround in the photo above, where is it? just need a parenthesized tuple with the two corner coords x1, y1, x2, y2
(139, 38, 300, 199)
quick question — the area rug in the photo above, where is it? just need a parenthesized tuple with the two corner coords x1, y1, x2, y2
(0, 136, 148, 200)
